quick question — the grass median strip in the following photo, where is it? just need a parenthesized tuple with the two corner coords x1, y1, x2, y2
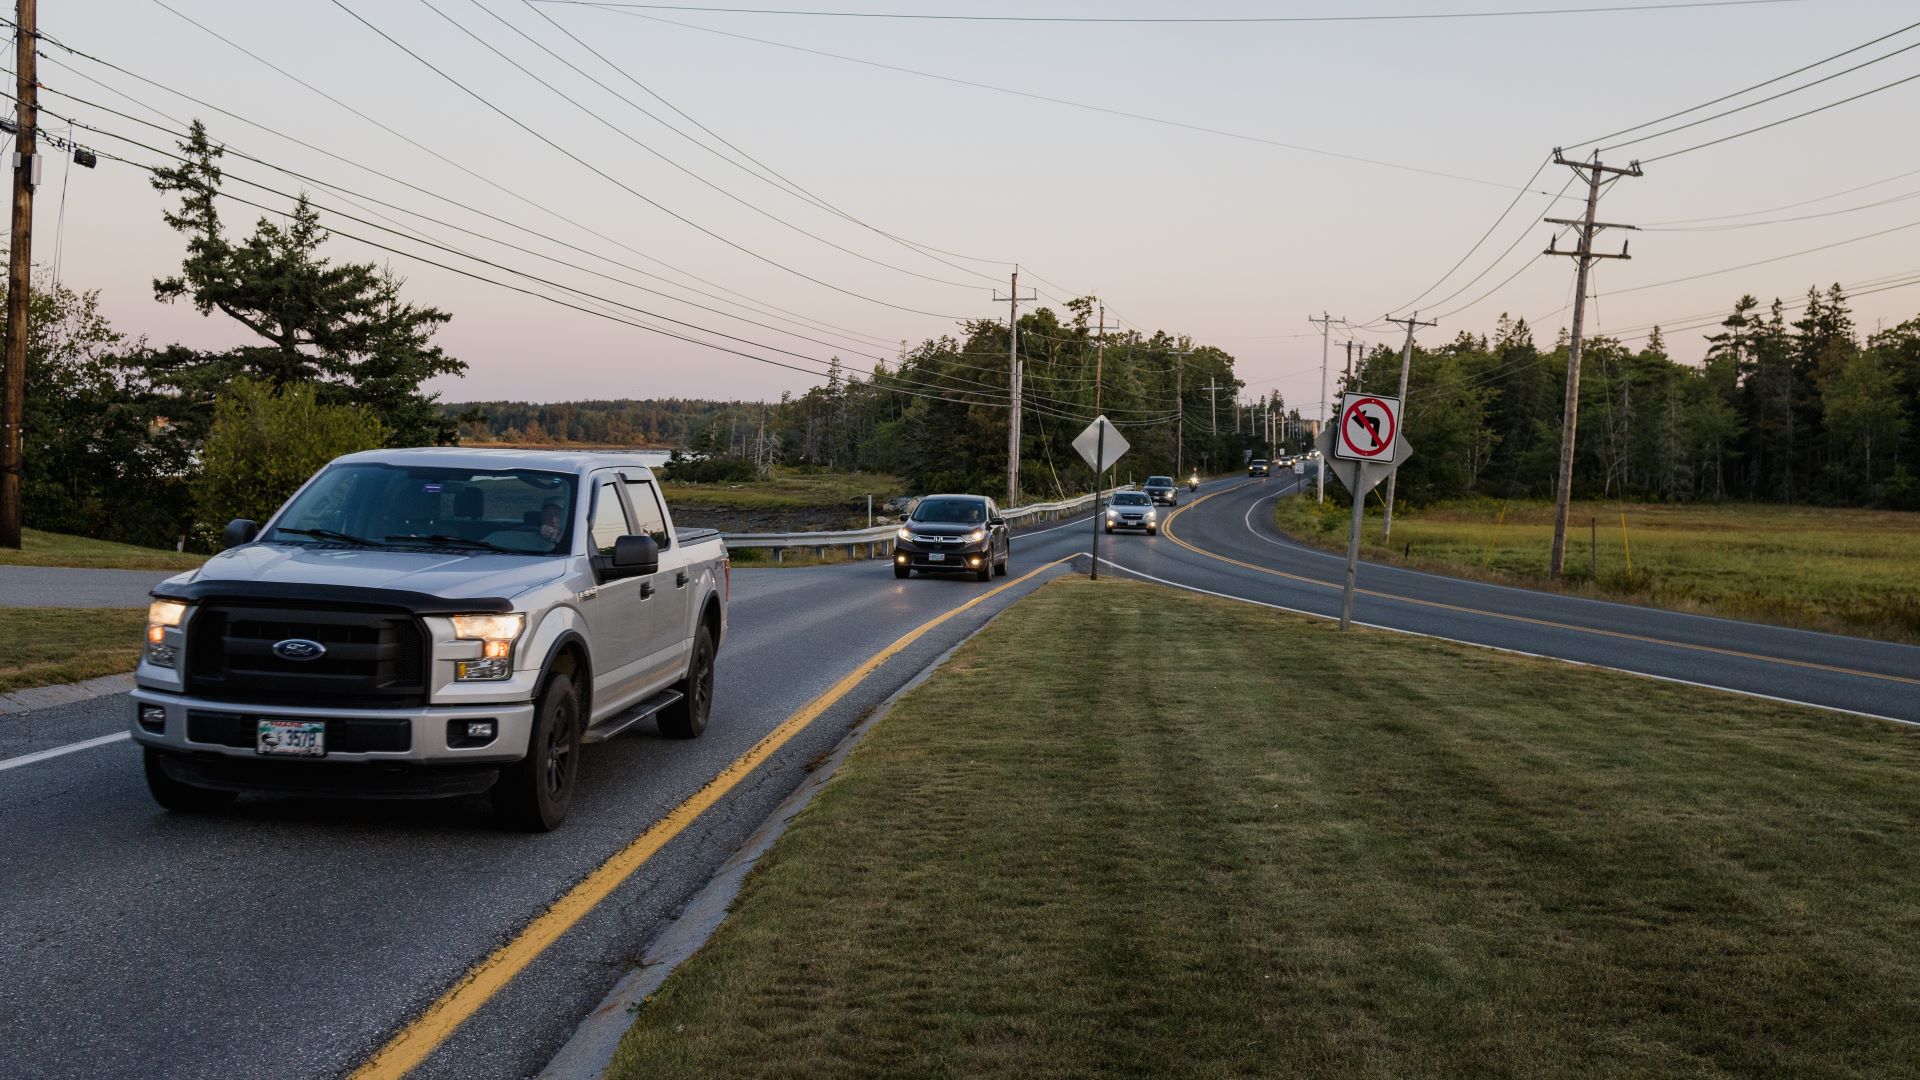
(609, 576, 1920, 1079)
(0, 608, 145, 693)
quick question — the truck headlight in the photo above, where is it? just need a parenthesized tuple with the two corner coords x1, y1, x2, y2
(451, 613, 524, 677)
(145, 599, 188, 666)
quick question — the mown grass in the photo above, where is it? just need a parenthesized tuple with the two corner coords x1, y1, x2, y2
(608, 577, 1920, 1079)
(0, 529, 206, 571)
(660, 468, 905, 510)
(1277, 496, 1920, 642)
(0, 608, 146, 692)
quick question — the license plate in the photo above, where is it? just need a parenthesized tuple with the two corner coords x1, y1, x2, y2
(928, 552, 945, 562)
(258, 719, 326, 757)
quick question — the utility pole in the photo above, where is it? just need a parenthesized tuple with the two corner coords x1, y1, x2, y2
(1205, 378, 1219, 436)
(2, 0, 37, 549)
(1545, 148, 1640, 580)
(1166, 347, 1193, 480)
(1343, 340, 1356, 383)
(1309, 312, 1343, 504)
(994, 268, 1035, 508)
(1379, 312, 1436, 543)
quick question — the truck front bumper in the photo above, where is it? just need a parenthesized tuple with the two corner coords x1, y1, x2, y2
(129, 687, 538, 766)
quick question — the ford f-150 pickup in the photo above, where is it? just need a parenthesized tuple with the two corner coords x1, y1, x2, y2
(131, 448, 728, 830)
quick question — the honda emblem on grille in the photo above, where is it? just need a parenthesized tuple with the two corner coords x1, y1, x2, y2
(272, 638, 327, 661)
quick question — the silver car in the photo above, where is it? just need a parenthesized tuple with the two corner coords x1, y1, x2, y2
(1104, 491, 1160, 535)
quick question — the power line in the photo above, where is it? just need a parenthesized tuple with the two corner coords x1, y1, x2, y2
(1563, 18, 1920, 148)
(1645, 67, 1920, 163)
(1603, 33, 1920, 153)
(1385, 155, 1552, 317)
(532, 0, 1808, 24)
(1642, 183, 1920, 232)
(326, 0, 976, 320)
(509, 0, 1014, 279)
(1608, 216, 1920, 295)
(128, 0, 905, 350)
(1642, 164, 1920, 226)
(430, 0, 988, 290)
(559, 4, 1589, 198)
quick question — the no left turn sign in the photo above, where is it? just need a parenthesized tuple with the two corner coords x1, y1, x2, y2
(1336, 395, 1400, 463)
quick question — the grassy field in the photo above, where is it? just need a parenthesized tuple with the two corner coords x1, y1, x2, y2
(1276, 496, 1920, 642)
(0, 529, 206, 571)
(660, 469, 904, 511)
(609, 577, 1920, 1079)
(0, 608, 146, 693)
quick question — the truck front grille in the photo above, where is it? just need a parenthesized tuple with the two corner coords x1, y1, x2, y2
(185, 604, 429, 708)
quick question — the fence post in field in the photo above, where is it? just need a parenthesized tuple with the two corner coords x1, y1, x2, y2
(1620, 513, 1633, 580)
(1591, 517, 1597, 578)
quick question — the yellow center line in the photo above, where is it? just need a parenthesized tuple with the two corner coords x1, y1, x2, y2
(1159, 486, 1920, 689)
(352, 555, 1077, 1079)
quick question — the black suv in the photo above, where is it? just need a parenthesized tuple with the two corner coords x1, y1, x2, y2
(1142, 476, 1178, 506)
(1248, 459, 1270, 477)
(892, 495, 1010, 582)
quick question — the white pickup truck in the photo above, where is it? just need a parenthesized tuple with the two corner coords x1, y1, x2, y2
(131, 448, 728, 830)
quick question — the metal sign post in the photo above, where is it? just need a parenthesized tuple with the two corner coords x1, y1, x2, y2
(1073, 416, 1129, 580)
(1317, 397, 1413, 631)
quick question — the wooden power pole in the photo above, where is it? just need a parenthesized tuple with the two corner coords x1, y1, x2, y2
(2, 0, 38, 549)
(994, 268, 1035, 508)
(1379, 312, 1435, 543)
(1545, 149, 1640, 580)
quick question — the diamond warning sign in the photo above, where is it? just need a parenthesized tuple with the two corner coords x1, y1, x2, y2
(1336, 395, 1399, 464)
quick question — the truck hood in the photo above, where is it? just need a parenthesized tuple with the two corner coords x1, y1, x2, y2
(156, 544, 568, 602)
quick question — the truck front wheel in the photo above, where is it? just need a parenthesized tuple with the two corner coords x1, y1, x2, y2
(493, 671, 582, 831)
(143, 748, 239, 812)
(658, 626, 715, 739)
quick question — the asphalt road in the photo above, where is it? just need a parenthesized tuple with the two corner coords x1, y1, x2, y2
(3, 470, 1914, 1080)
(0, 485, 1176, 1080)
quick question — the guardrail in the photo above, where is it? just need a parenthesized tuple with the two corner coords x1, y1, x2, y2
(720, 488, 1119, 563)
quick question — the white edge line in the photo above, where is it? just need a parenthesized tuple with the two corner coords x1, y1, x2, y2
(0, 731, 131, 773)
(1092, 557, 1919, 731)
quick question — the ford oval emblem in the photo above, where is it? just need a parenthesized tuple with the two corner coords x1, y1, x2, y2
(273, 638, 327, 662)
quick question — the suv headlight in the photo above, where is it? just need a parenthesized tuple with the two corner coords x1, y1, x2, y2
(451, 613, 525, 680)
(967, 528, 986, 543)
(897, 526, 912, 541)
(145, 599, 188, 667)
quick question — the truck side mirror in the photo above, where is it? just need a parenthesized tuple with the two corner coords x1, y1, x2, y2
(222, 519, 260, 549)
(611, 534, 659, 577)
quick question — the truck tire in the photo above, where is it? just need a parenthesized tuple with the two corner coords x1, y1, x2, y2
(143, 748, 239, 812)
(492, 671, 581, 831)
(658, 625, 715, 740)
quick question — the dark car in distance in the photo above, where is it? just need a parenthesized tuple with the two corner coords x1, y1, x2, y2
(1248, 459, 1270, 477)
(892, 494, 1010, 582)
(1143, 475, 1178, 506)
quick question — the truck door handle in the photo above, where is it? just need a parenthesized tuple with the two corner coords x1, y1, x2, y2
(640, 581, 654, 599)
(676, 570, 689, 588)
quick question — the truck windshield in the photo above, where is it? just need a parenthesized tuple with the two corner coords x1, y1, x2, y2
(265, 464, 579, 555)
(911, 498, 987, 524)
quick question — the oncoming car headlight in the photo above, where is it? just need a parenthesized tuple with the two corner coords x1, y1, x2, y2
(897, 527, 912, 541)
(451, 613, 525, 680)
(145, 599, 188, 667)
(967, 528, 986, 544)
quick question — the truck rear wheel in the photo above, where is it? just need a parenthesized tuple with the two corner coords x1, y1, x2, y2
(143, 748, 239, 813)
(492, 672, 581, 831)
(658, 626, 715, 739)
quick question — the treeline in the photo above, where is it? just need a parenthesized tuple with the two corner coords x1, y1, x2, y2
(447, 398, 745, 446)
(661, 298, 1267, 498)
(1345, 285, 1920, 510)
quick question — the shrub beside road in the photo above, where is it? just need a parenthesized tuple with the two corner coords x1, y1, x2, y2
(610, 577, 1920, 1078)
(1278, 496, 1920, 642)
